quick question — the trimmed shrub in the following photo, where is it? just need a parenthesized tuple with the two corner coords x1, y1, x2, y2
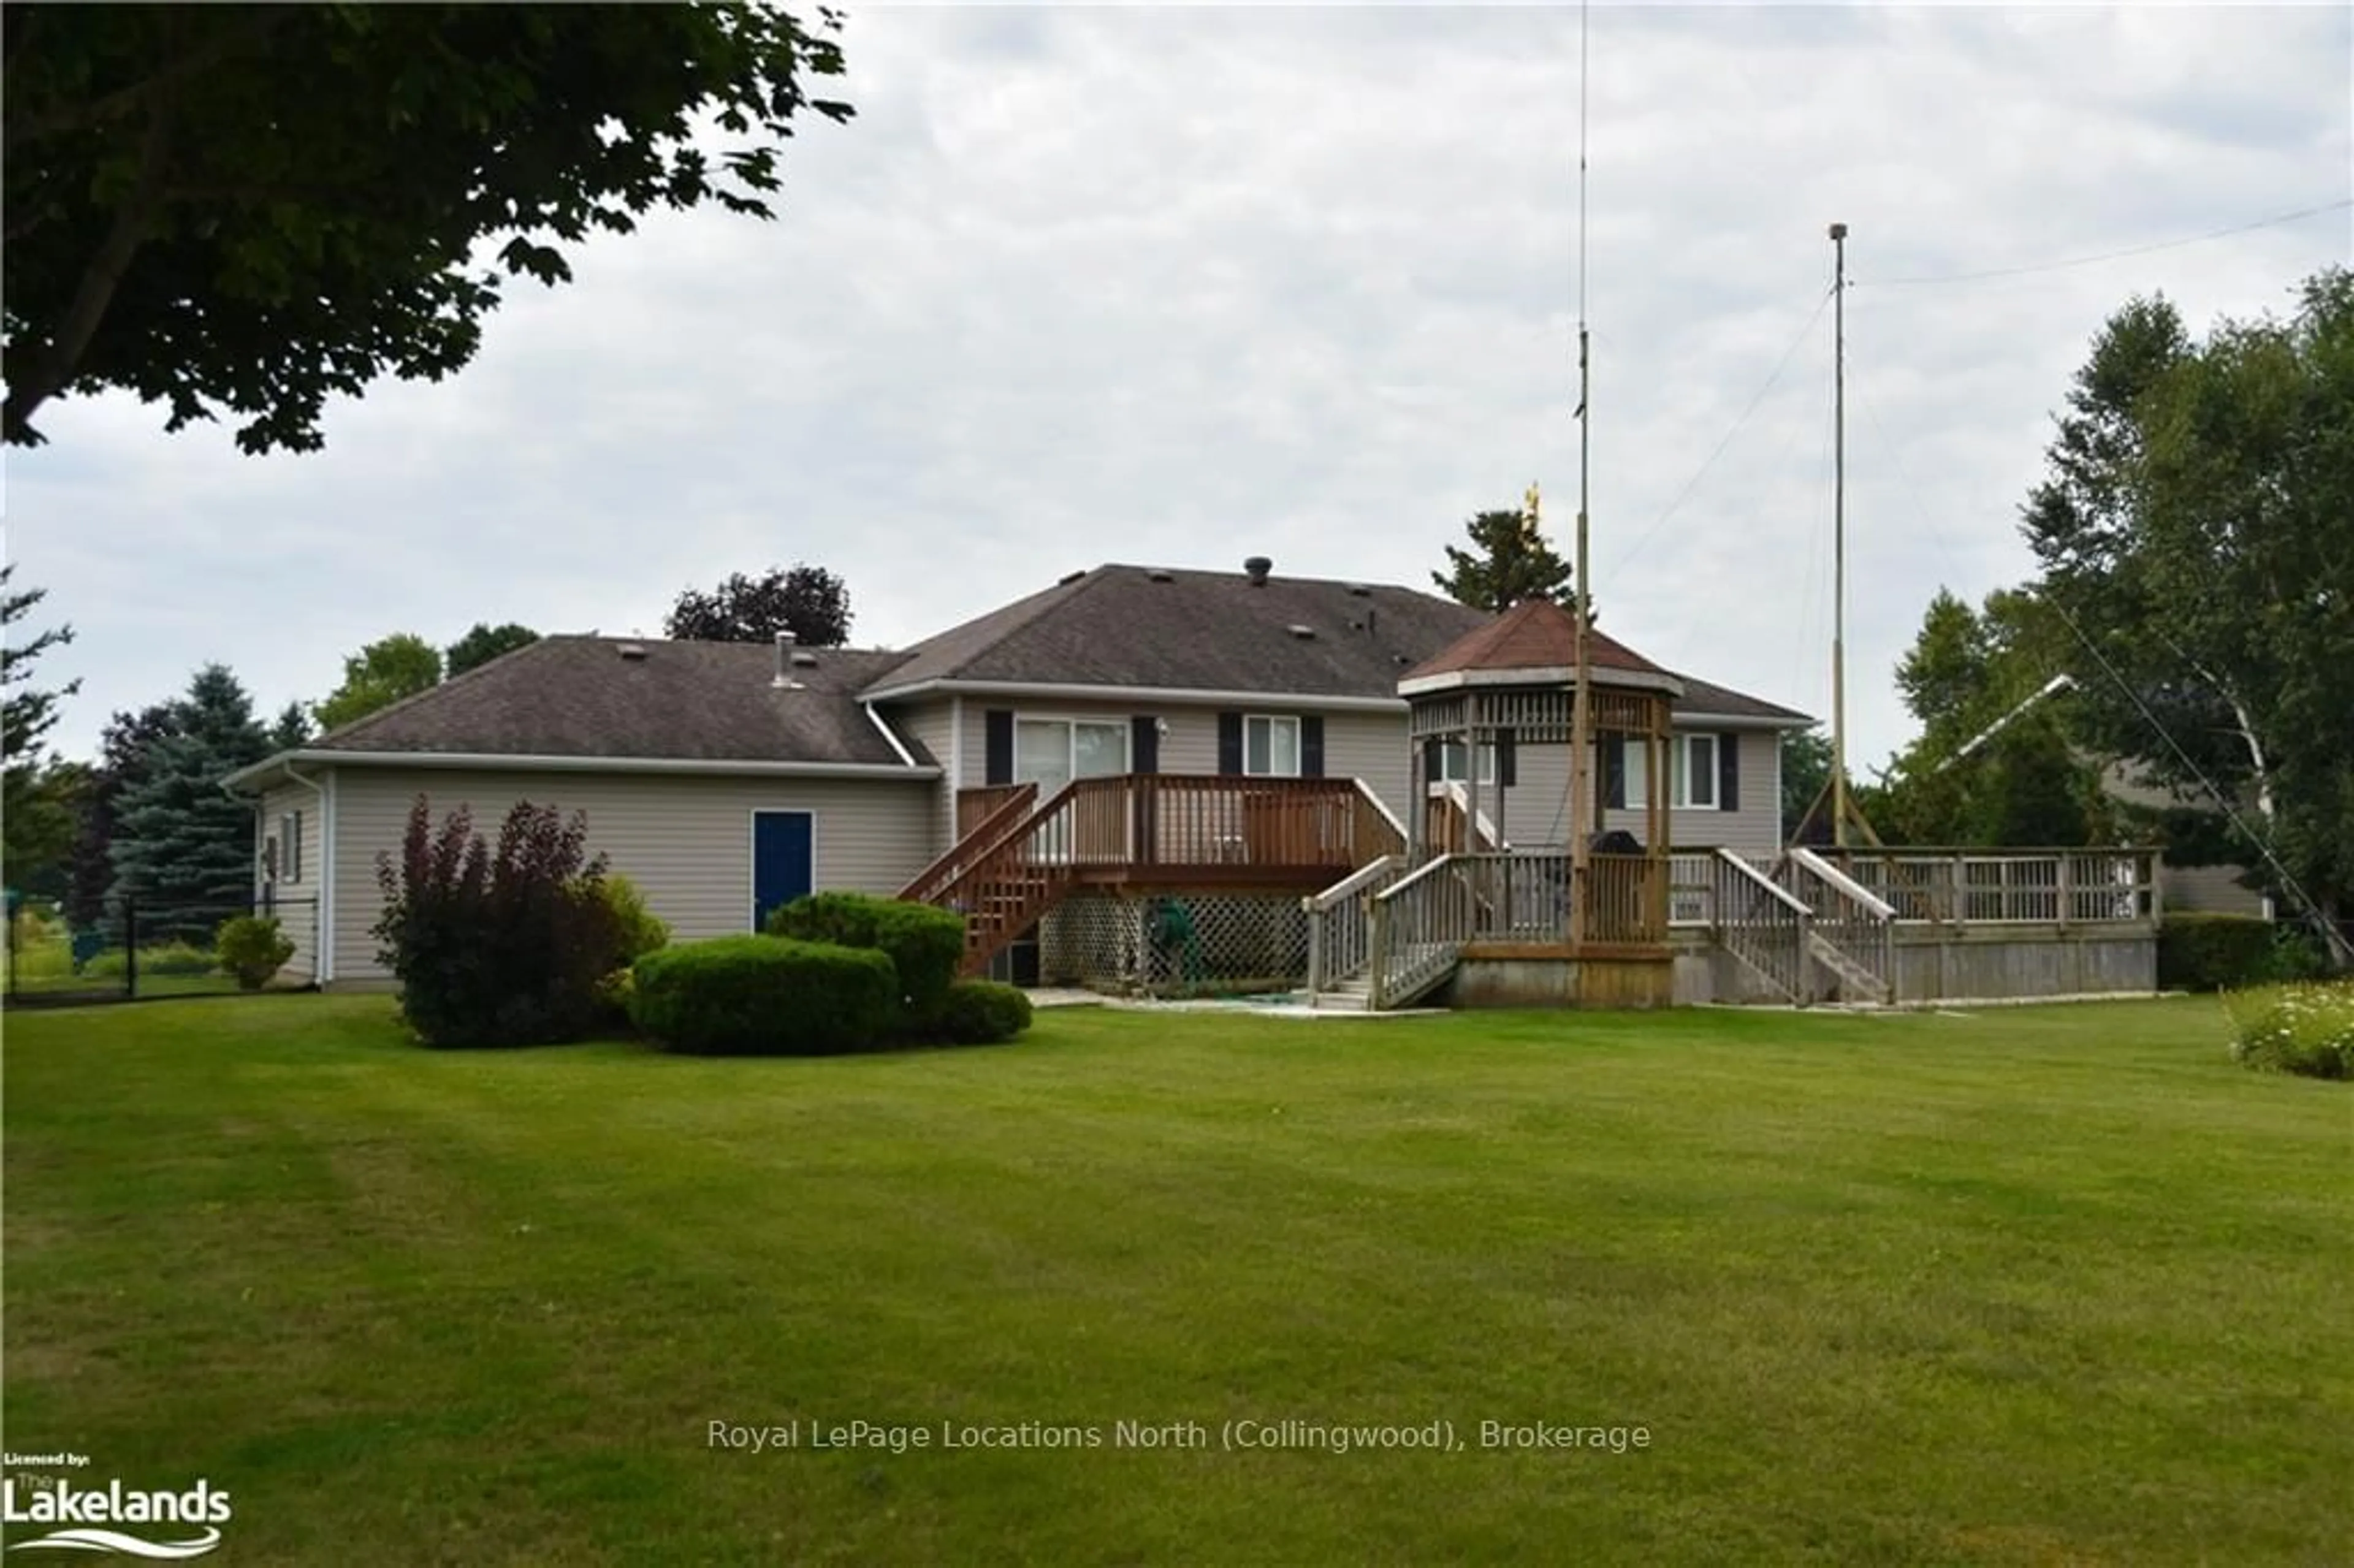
(372, 797, 630, 1048)
(2225, 982, 2354, 1080)
(2158, 913, 2279, 992)
(594, 873, 672, 961)
(928, 979, 1034, 1046)
(216, 916, 295, 991)
(629, 936, 897, 1056)
(766, 891, 965, 1026)
(583, 873, 669, 1029)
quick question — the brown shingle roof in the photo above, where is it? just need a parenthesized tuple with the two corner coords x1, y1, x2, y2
(862, 564, 1492, 699)
(1669, 672, 1811, 725)
(1401, 596, 1666, 681)
(310, 636, 931, 766)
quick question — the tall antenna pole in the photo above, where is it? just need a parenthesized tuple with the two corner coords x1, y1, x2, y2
(1567, 0, 1594, 946)
(1829, 220, 1849, 849)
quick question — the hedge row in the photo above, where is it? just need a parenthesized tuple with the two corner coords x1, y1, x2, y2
(2158, 913, 2328, 992)
(628, 892, 1032, 1056)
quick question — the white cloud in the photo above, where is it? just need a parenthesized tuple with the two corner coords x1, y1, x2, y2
(9, 4, 2349, 780)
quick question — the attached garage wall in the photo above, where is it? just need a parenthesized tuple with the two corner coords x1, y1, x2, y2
(251, 780, 326, 985)
(327, 767, 936, 985)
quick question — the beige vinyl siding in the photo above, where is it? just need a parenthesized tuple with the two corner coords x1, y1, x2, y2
(1441, 726, 1784, 860)
(1600, 727, 1783, 860)
(253, 782, 324, 984)
(888, 698, 961, 851)
(2159, 861, 2269, 918)
(327, 767, 935, 984)
(946, 698, 1414, 834)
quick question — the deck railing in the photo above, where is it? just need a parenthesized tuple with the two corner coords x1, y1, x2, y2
(1304, 854, 1407, 997)
(905, 783, 1039, 903)
(1368, 855, 1476, 1009)
(1812, 847, 2159, 927)
(1781, 847, 1894, 1002)
(1710, 847, 1814, 1003)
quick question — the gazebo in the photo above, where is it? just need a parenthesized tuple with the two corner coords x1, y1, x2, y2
(1377, 598, 1682, 1007)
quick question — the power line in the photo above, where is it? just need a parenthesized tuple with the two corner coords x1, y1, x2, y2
(1606, 282, 1833, 578)
(1856, 197, 2353, 288)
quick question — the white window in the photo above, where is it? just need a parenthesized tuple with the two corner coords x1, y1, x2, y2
(279, 810, 303, 882)
(1625, 734, 1720, 809)
(1244, 715, 1300, 777)
(1431, 740, 1499, 785)
(1016, 718, 1129, 794)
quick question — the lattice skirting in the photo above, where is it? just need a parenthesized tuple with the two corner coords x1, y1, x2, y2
(1040, 892, 1309, 994)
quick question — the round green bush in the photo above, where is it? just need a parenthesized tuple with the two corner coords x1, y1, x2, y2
(629, 936, 897, 1056)
(766, 891, 966, 1025)
(215, 915, 296, 991)
(929, 979, 1034, 1046)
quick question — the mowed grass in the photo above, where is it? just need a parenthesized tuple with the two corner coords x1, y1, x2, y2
(4, 997, 2348, 1566)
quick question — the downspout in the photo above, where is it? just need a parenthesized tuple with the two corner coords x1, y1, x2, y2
(947, 695, 966, 849)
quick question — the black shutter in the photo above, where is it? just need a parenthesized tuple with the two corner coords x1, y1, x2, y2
(1496, 728, 1517, 788)
(1217, 712, 1244, 775)
(1604, 736, 1626, 810)
(984, 709, 1015, 785)
(1300, 715, 1325, 778)
(1718, 732, 1739, 812)
(1131, 715, 1159, 775)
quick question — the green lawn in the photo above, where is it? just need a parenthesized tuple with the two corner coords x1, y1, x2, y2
(4, 996, 2348, 1565)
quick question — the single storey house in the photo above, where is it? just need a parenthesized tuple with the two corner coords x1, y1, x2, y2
(226, 558, 1811, 988)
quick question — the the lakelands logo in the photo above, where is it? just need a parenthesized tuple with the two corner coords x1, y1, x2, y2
(2, 1457, 230, 1559)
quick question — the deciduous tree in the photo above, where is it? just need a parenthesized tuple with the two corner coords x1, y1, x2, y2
(3, 4, 853, 450)
(313, 633, 443, 733)
(666, 565, 851, 646)
(446, 622, 540, 679)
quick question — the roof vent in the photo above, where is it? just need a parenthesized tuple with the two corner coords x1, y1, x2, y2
(1146, 569, 1175, 583)
(772, 630, 803, 690)
(790, 650, 819, 668)
(1057, 568, 1087, 586)
(1392, 652, 1413, 664)
(1286, 623, 1316, 640)
(1346, 582, 1372, 597)
(617, 642, 648, 660)
(1244, 555, 1273, 586)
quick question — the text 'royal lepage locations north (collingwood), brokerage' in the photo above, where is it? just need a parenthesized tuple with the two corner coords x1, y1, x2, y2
(706, 1417, 1653, 1457)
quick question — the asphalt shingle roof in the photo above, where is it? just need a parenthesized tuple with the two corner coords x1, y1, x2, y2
(310, 636, 931, 766)
(861, 564, 1493, 699)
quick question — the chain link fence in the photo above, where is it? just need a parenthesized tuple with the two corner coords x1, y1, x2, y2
(3, 894, 319, 1007)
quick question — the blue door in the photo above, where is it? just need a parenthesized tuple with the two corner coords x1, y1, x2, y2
(752, 812, 813, 930)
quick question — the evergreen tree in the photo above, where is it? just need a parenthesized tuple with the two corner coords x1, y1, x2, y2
(107, 666, 269, 941)
(269, 702, 313, 752)
(2, 568, 82, 894)
(1431, 508, 1579, 615)
(66, 701, 183, 927)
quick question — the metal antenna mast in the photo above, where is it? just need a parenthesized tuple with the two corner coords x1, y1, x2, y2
(1829, 220, 1849, 847)
(1567, 0, 1595, 945)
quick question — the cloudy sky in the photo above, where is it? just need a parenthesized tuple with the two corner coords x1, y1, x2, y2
(10, 3, 2350, 772)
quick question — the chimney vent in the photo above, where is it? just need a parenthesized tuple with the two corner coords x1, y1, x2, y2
(772, 630, 802, 690)
(1243, 555, 1273, 586)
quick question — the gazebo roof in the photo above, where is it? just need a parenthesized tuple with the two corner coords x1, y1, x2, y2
(1398, 598, 1682, 696)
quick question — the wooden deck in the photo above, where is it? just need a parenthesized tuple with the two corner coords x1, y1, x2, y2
(908, 775, 1407, 973)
